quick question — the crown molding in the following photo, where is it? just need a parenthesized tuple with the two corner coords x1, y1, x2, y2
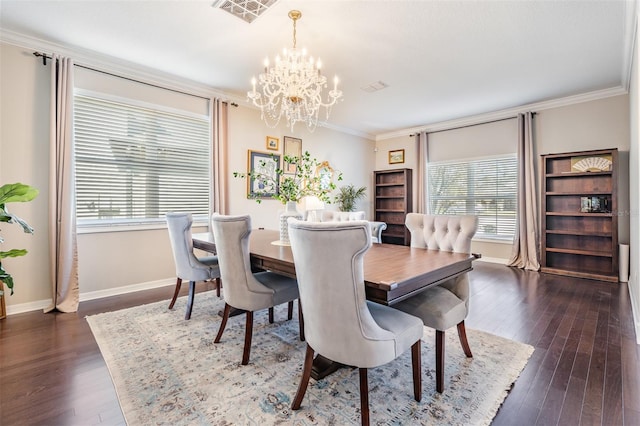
(375, 86, 629, 141)
(0, 29, 231, 102)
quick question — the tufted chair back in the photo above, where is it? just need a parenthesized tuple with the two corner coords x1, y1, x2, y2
(321, 210, 366, 222)
(405, 213, 477, 253)
(405, 213, 477, 305)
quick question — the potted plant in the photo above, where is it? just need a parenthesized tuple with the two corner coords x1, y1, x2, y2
(0, 182, 39, 295)
(335, 184, 367, 212)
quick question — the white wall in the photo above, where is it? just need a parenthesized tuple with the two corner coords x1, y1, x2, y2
(375, 95, 631, 263)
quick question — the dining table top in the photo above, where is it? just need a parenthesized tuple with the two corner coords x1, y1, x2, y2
(192, 229, 477, 306)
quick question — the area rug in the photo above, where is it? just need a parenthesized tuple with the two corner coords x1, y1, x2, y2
(86, 291, 534, 425)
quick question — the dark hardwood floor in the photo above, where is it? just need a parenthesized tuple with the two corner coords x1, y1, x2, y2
(1, 263, 638, 425)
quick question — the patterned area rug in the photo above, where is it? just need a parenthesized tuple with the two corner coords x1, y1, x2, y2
(87, 291, 533, 425)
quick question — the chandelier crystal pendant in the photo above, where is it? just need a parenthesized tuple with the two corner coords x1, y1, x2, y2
(247, 10, 343, 132)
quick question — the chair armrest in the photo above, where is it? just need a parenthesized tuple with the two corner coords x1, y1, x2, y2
(370, 221, 387, 244)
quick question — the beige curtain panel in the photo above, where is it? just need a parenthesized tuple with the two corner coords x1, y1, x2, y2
(507, 112, 540, 271)
(211, 99, 229, 215)
(45, 54, 80, 313)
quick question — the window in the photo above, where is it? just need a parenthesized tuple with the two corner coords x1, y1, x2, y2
(428, 155, 517, 240)
(74, 93, 210, 226)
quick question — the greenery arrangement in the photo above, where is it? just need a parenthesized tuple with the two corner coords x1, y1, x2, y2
(334, 184, 367, 212)
(234, 151, 342, 204)
(0, 183, 39, 295)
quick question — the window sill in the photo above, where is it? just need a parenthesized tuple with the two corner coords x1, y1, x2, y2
(77, 220, 209, 235)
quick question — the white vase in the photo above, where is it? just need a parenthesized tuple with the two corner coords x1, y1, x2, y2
(279, 201, 302, 245)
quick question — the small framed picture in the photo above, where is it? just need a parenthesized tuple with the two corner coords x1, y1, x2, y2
(389, 149, 405, 164)
(247, 150, 280, 198)
(283, 136, 302, 174)
(266, 136, 279, 151)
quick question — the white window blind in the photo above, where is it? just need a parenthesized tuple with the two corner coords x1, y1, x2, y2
(428, 155, 517, 240)
(74, 93, 210, 225)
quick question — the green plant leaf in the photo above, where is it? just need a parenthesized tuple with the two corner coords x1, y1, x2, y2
(0, 249, 28, 259)
(0, 183, 39, 204)
(0, 262, 14, 295)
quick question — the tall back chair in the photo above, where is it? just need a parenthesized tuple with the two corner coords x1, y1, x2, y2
(211, 214, 301, 365)
(288, 220, 423, 425)
(166, 212, 221, 320)
(394, 213, 478, 393)
(320, 210, 387, 243)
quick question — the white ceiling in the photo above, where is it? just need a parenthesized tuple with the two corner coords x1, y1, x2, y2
(0, 0, 635, 139)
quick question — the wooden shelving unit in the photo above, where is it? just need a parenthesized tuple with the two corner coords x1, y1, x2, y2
(540, 148, 618, 282)
(374, 168, 412, 245)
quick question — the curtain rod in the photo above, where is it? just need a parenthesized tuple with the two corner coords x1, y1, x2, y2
(409, 112, 536, 137)
(33, 51, 238, 106)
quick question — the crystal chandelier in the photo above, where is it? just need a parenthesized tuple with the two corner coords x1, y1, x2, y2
(247, 10, 343, 132)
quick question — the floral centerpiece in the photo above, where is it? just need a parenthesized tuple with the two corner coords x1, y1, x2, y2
(234, 151, 342, 244)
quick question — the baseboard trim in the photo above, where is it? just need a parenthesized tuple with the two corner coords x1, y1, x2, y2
(628, 279, 640, 344)
(475, 256, 509, 265)
(5, 278, 175, 316)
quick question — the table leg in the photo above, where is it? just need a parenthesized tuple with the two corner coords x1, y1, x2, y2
(311, 355, 345, 380)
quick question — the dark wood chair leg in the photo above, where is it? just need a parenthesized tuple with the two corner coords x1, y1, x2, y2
(359, 368, 370, 426)
(435, 330, 445, 393)
(411, 339, 422, 402)
(185, 280, 196, 320)
(298, 299, 305, 342)
(216, 277, 222, 298)
(291, 344, 315, 410)
(287, 300, 294, 320)
(214, 303, 231, 343)
(457, 321, 473, 358)
(168, 277, 182, 310)
(241, 311, 254, 365)
(268, 307, 274, 323)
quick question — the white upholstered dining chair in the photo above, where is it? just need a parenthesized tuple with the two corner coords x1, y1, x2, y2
(211, 214, 302, 365)
(320, 210, 387, 243)
(288, 219, 423, 425)
(393, 213, 478, 393)
(166, 212, 221, 320)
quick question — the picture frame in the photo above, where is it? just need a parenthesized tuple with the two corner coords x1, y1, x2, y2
(389, 149, 405, 164)
(247, 150, 280, 199)
(283, 136, 302, 174)
(266, 136, 279, 151)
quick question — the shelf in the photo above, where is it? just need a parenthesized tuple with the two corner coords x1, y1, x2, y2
(545, 191, 612, 196)
(376, 209, 406, 213)
(546, 229, 612, 237)
(375, 183, 405, 187)
(545, 247, 613, 257)
(375, 196, 404, 199)
(540, 267, 618, 283)
(546, 171, 612, 178)
(545, 212, 612, 217)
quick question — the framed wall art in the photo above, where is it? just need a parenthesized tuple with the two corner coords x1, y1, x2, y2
(266, 136, 279, 151)
(283, 136, 302, 173)
(389, 149, 405, 164)
(247, 150, 280, 198)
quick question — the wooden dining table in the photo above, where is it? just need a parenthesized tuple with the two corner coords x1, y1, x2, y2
(192, 228, 479, 378)
(193, 229, 477, 306)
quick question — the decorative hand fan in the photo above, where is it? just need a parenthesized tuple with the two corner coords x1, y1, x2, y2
(571, 156, 612, 172)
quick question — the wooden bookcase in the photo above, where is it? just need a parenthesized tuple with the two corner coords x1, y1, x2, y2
(540, 148, 618, 282)
(374, 168, 412, 245)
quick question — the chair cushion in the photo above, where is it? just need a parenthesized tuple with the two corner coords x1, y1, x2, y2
(366, 301, 424, 358)
(393, 285, 467, 331)
(254, 271, 299, 306)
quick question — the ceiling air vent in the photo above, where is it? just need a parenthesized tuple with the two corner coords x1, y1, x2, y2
(212, 0, 279, 23)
